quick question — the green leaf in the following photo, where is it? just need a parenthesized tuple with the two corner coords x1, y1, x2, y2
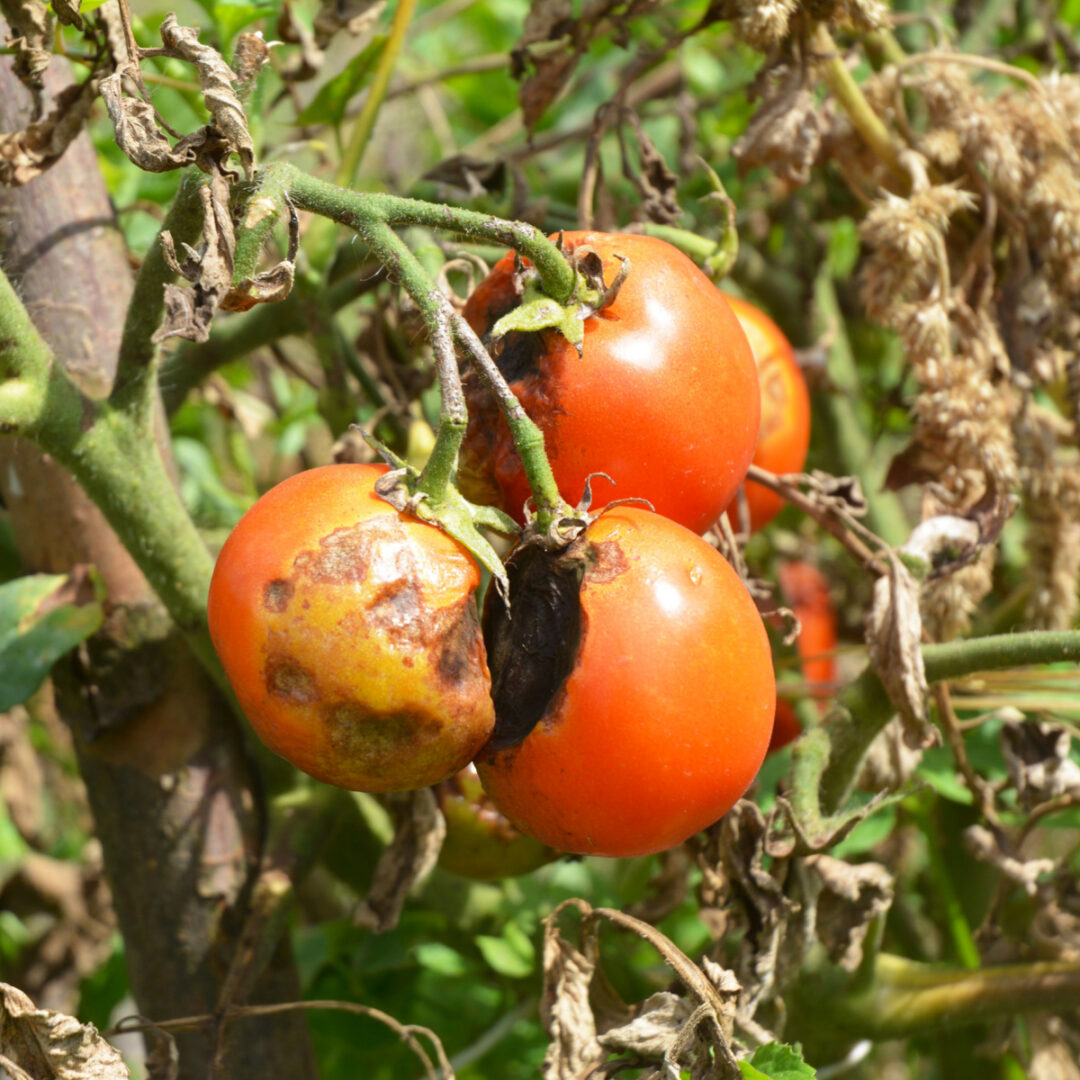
(739, 1042, 817, 1079)
(0, 573, 104, 712)
(414, 941, 468, 977)
(476, 924, 535, 978)
(825, 217, 860, 280)
(298, 37, 388, 127)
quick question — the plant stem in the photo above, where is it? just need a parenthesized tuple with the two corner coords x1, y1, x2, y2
(349, 211, 465, 503)
(267, 163, 576, 303)
(813, 23, 906, 181)
(115, 170, 205, 410)
(336, 0, 418, 190)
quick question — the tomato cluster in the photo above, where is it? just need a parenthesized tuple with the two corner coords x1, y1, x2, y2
(208, 234, 816, 863)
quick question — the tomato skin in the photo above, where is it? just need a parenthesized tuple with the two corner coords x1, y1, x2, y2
(477, 506, 775, 857)
(460, 233, 760, 534)
(436, 765, 559, 880)
(207, 464, 494, 792)
(723, 295, 811, 532)
(769, 561, 837, 752)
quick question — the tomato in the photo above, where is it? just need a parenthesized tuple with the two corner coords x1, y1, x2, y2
(476, 506, 775, 857)
(459, 232, 760, 534)
(769, 561, 837, 751)
(723, 295, 811, 532)
(207, 464, 494, 792)
(436, 765, 559, 880)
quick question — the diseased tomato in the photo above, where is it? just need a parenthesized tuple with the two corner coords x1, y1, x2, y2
(723, 294, 811, 532)
(476, 506, 775, 857)
(769, 561, 837, 751)
(460, 232, 760, 534)
(207, 464, 494, 792)
(436, 765, 559, 880)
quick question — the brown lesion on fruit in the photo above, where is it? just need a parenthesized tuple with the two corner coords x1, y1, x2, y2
(324, 701, 441, 766)
(293, 516, 409, 587)
(263, 578, 293, 613)
(265, 654, 318, 703)
(435, 597, 486, 689)
(585, 538, 628, 585)
(367, 575, 423, 641)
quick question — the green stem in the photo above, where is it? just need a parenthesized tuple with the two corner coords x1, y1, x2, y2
(813, 272, 910, 547)
(813, 23, 906, 181)
(115, 170, 205, 410)
(348, 212, 465, 504)
(268, 163, 575, 303)
(336, 0, 417, 189)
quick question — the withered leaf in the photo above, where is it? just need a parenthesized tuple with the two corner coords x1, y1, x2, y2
(353, 788, 445, 933)
(621, 110, 681, 226)
(423, 154, 507, 197)
(51, 0, 83, 29)
(0, 78, 98, 187)
(159, 13, 256, 178)
(99, 72, 205, 174)
(966, 824, 1055, 897)
(0, 982, 128, 1079)
(598, 992, 693, 1057)
(513, 0, 576, 129)
(2, 0, 52, 114)
(1001, 721, 1080, 810)
(866, 552, 933, 748)
(540, 902, 604, 1080)
(231, 31, 272, 99)
(313, 0, 385, 48)
(804, 855, 894, 972)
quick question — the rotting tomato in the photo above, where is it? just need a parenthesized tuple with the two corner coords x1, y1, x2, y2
(723, 294, 811, 532)
(770, 561, 837, 752)
(436, 764, 560, 880)
(476, 506, 775, 858)
(459, 232, 760, 534)
(207, 463, 495, 792)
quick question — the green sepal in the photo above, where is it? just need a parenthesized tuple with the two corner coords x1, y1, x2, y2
(490, 285, 585, 352)
(360, 431, 516, 600)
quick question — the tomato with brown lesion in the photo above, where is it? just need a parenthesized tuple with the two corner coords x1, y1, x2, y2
(208, 463, 495, 792)
(476, 506, 776, 858)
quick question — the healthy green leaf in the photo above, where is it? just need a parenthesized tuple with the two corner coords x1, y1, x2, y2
(739, 1042, 817, 1079)
(0, 573, 104, 712)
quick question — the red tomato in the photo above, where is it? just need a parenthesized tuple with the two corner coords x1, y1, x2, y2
(459, 232, 760, 534)
(723, 295, 811, 532)
(477, 506, 775, 857)
(769, 561, 837, 751)
(207, 464, 494, 791)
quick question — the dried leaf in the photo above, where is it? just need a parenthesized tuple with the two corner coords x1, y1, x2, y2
(353, 788, 445, 933)
(540, 902, 604, 1079)
(1001, 721, 1080, 810)
(159, 13, 256, 178)
(621, 110, 681, 226)
(313, 0, 385, 47)
(0, 79, 98, 186)
(804, 855, 894, 972)
(423, 154, 507, 197)
(966, 824, 1055, 897)
(1, 0, 52, 114)
(231, 31, 272, 99)
(153, 172, 234, 344)
(865, 552, 933, 748)
(0, 982, 128, 1079)
(598, 992, 694, 1056)
(276, 0, 324, 82)
(51, 0, 82, 29)
(99, 72, 208, 174)
(1028, 1017, 1080, 1080)
(513, 0, 576, 129)
(222, 196, 298, 312)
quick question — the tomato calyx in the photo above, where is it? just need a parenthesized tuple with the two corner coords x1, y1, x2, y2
(487, 243, 632, 355)
(360, 430, 519, 599)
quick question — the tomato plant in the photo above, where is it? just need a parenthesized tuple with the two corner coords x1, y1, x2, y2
(476, 506, 775, 857)
(207, 464, 495, 792)
(459, 232, 760, 534)
(770, 561, 837, 751)
(436, 765, 560, 880)
(724, 294, 811, 531)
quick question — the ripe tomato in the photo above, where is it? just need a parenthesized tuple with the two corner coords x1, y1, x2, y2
(477, 506, 775, 857)
(459, 232, 760, 534)
(770, 561, 837, 751)
(207, 464, 494, 792)
(723, 294, 811, 532)
(436, 765, 559, 880)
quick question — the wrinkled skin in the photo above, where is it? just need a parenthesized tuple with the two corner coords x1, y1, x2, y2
(436, 765, 559, 880)
(770, 561, 837, 752)
(208, 464, 494, 792)
(460, 232, 760, 534)
(724, 294, 811, 532)
(477, 506, 775, 857)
